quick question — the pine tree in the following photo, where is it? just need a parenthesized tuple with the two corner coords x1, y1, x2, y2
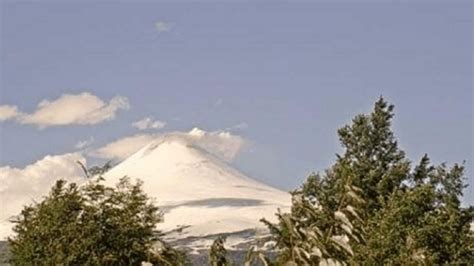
(262, 97, 473, 264)
(209, 236, 231, 266)
(358, 157, 474, 264)
(336, 98, 410, 215)
(244, 246, 274, 266)
(261, 163, 365, 264)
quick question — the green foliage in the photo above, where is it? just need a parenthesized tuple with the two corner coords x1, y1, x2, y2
(244, 246, 274, 266)
(8, 177, 186, 266)
(261, 164, 366, 264)
(87, 161, 114, 177)
(262, 97, 473, 265)
(209, 236, 231, 266)
(336, 98, 410, 214)
(76, 160, 114, 178)
(207, 237, 276, 266)
(357, 159, 474, 264)
(154, 240, 189, 266)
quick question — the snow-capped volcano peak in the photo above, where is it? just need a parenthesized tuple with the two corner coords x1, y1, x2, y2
(103, 136, 290, 250)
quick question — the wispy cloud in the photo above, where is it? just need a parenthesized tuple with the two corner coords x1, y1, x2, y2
(214, 98, 224, 107)
(227, 122, 248, 131)
(132, 117, 166, 130)
(155, 21, 172, 33)
(0, 105, 20, 121)
(91, 134, 159, 160)
(91, 128, 246, 162)
(74, 136, 95, 149)
(0, 92, 130, 128)
(187, 128, 246, 162)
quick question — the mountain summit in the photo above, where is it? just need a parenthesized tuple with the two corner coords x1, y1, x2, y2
(103, 135, 291, 251)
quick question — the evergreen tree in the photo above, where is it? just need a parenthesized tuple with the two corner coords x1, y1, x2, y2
(209, 236, 231, 266)
(357, 157, 474, 264)
(9, 177, 187, 265)
(261, 164, 365, 264)
(262, 97, 473, 264)
(244, 246, 274, 266)
(336, 98, 410, 215)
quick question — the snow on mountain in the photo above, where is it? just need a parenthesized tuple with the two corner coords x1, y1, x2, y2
(103, 134, 291, 251)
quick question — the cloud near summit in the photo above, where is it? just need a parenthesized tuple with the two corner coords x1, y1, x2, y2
(132, 117, 166, 130)
(0, 128, 246, 238)
(91, 128, 246, 162)
(0, 92, 129, 128)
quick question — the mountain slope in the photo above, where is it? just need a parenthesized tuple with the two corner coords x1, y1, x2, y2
(103, 136, 291, 250)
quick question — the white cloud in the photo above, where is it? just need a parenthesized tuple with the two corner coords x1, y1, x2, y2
(227, 122, 248, 131)
(132, 117, 166, 130)
(214, 98, 224, 107)
(0, 153, 86, 239)
(91, 128, 246, 162)
(155, 21, 172, 32)
(91, 134, 159, 160)
(0, 92, 130, 128)
(186, 128, 246, 162)
(0, 105, 20, 121)
(75, 136, 95, 149)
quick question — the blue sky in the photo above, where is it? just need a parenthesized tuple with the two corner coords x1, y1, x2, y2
(0, 1, 472, 203)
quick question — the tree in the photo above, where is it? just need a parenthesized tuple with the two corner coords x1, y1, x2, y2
(8, 176, 187, 265)
(76, 160, 114, 178)
(262, 97, 473, 264)
(261, 164, 365, 264)
(209, 236, 231, 266)
(244, 246, 273, 266)
(335, 98, 410, 215)
(358, 157, 474, 264)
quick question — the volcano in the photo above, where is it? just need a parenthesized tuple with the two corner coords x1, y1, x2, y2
(103, 134, 291, 251)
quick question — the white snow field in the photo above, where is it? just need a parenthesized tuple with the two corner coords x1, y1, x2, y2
(103, 135, 291, 251)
